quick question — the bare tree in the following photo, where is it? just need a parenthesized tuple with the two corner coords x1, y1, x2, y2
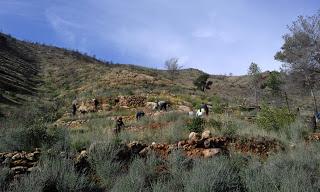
(275, 10, 320, 113)
(164, 57, 183, 82)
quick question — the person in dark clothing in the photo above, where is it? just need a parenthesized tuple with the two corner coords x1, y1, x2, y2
(114, 117, 125, 134)
(200, 103, 209, 116)
(136, 111, 145, 121)
(72, 99, 78, 116)
(156, 101, 168, 111)
(93, 98, 99, 111)
(312, 115, 317, 132)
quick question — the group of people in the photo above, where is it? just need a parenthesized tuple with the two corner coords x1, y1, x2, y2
(71, 98, 210, 135)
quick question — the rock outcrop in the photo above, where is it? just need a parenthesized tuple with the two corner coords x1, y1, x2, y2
(0, 149, 41, 178)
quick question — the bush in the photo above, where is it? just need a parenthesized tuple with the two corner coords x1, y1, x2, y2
(111, 154, 161, 192)
(209, 96, 225, 114)
(0, 123, 70, 152)
(208, 119, 222, 130)
(184, 156, 245, 192)
(244, 144, 320, 192)
(9, 156, 94, 192)
(256, 105, 295, 131)
(88, 142, 123, 189)
(186, 117, 205, 133)
(0, 167, 12, 191)
(222, 123, 237, 137)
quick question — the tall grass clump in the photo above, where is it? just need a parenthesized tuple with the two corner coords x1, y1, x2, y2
(88, 142, 123, 189)
(9, 156, 94, 192)
(244, 143, 320, 192)
(0, 101, 70, 151)
(184, 156, 245, 192)
(111, 154, 161, 192)
(0, 167, 12, 191)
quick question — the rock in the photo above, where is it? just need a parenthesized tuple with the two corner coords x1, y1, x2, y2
(11, 166, 28, 174)
(178, 141, 186, 148)
(189, 132, 201, 141)
(5, 153, 14, 158)
(139, 147, 150, 157)
(11, 159, 30, 167)
(201, 130, 212, 140)
(26, 153, 36, 161)
(11, 153, 22, 161)
(202, 148, 221, 158)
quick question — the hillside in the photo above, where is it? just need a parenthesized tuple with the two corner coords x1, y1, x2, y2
(0, 32, 254, 115)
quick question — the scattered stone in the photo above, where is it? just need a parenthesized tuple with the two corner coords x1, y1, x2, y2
(11, 166, 28, 174)
(12, 153, 22, 161)
(189, 132, 201, 141)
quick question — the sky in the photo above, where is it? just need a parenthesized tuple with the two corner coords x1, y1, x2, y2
(0, 0, 318, 75)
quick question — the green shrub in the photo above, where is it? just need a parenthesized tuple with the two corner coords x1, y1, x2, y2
(184, 156, 245, 192)
(9, 156, 94, 192)
(244, 144, 320, 192)
(0, 123, 70, 152)
(209, 96, 225, 114)
(208, 118, 223, 130)
(256, 105, 295, 131)
(186, 117, 205, 133)
(111, 154, 161, 192)
(222, 123, 237, 137)
(89, 142, 123, 189)
(0, 167, 12, 191)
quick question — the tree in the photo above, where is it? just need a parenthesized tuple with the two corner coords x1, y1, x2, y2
(248, 62, 262, 105)
(193, 74, 213, 92)
(264, 71, 283, 95)
(275, 10, 320, 113)
(164, 57, 182, 82)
